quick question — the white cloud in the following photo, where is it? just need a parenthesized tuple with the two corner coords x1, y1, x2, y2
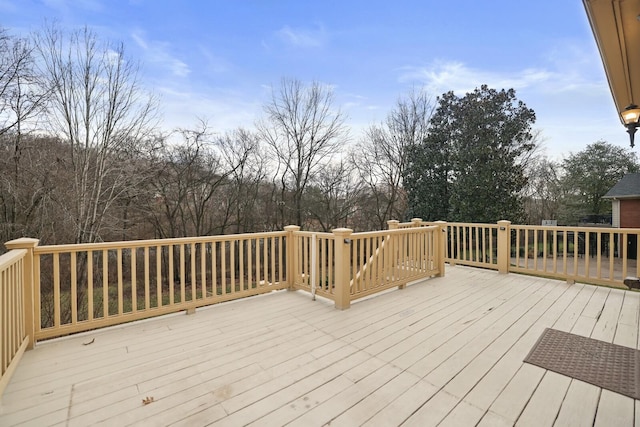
(131, 31, 148, 50)
(198, 45, 231, 74)
(399, 39, 610, 99)
(130, 29, 190, 78)
(394, 47, 620, 160)
(398, 60, 557, 95)
(155, 85, 262, 134)
(276, 24, 327, 48)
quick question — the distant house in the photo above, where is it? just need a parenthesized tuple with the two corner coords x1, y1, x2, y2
(602, 173, 640, 228)
(603, 173, 640, 259)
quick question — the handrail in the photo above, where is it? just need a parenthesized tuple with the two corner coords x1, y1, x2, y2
(34, 231, 287, 254)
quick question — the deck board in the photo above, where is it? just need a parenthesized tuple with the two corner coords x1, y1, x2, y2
(1, 265, 639, 426)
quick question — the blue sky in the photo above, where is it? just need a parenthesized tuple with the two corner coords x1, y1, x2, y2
(0, 0, 626, 160)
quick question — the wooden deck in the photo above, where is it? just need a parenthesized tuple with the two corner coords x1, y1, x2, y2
(1, 265, 639, 426)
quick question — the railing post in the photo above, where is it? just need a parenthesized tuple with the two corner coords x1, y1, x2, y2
(411, 218, 423, 227)
(5, 238, 40, 350)
(332, 228, 353, 310)
(434, 221, 447, 277)
(497, 220, 511, 274)
(387, 220, 399, 230)
(284, 225, 301, 291)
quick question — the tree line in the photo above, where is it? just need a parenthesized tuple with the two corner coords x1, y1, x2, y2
(1, 24, 638, 247)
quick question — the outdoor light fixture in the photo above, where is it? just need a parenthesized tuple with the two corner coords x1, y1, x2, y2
(621, 104, 640, 148)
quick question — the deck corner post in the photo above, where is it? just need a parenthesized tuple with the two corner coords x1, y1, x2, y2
(5, 237, 40, 350)
(411, 218, 423, 227)
(433, 221, 447, 277)
(387, 220, 399, 230)
(332, 228, 353, 310)
(284, 225, 301, 291)
(497, 220, 511, 274)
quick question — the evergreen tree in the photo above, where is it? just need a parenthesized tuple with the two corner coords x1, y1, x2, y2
(405, 85, 536, 223)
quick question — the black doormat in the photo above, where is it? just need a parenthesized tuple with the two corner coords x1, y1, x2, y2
(524, 328, 640, 400)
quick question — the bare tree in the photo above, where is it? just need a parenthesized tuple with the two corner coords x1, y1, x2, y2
(146, 120, 268, 238)
(257, 78, 349, 228)
(35, 25, 157, 243)
(0, 27, 48, 137)
(218, 128, 266, 233)
(304, 161, 362, 231)
(0, 28, 50, 245)
(353, 89, 433, 229)
(522, 154, 562, 225)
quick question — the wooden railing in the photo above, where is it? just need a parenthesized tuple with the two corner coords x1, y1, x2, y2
(445, 222, 500, 270)
(289, 230, 337, 301)
(0, 220, 437, 399)
(0, 223, 446, 369)
(6, 218, 639, 398)
(0, 240, 34, 398)
(289, 225, 445, 309)
(509, 224, 640, 287)
(400, 219, 640, 288)
(348, 226, 442, 299)
(32, 231, 288, 341)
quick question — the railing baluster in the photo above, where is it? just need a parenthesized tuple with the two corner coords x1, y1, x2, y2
(1, 269, 5, 372)
(211, 242, 218, 296)
(157, 245, 163, 307)
(131, 248, 137, 312)
(221, 242, 227, 295)
(584, 232, 602, 278)
(622, 233, 628, 279)
(238, 240, 244, 292)
(636, 235, 640, 277)
(117, 248, 123, 315)
(191, 243, 197, 301)
(87, 250, 94, 320)
(144, 246, 151, 309)
(278, 236, 283, 285)
(201, 242, 207, 297)
(474, 226, 480, 264)
(263, 237, 268, 286)
(53, 253, 60, 327)
(357, 237, 363, 292)
(300, 237, 305, 288)
(34, 253, 41, 334)
(229, 241, 235, 295)
(573, 230, 580, 276)
(70, 252, 77, 324)
(377, 235, 383, 281)
(552, 230, 558, 273)
(609, 232, 615, 281)
(271, 237, 276, 287)
(328, 237, 334, 292)
(180, 244, 186, 303)
(542, 230, 548, 272)
(247, 239, 253, 290)
(7, 268, 13, 363)
(169, 245, 175, 304)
